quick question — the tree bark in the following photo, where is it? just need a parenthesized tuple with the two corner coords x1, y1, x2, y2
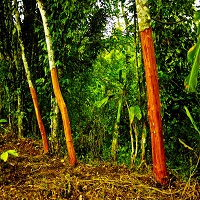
(50, 97, 59, 154)
(36, 0, 77, 166)
(14, 0, 49, 153)
(14, 49, 23, 138)
(135, 0, 168, 185)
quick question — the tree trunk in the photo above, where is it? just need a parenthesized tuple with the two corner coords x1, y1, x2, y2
(50, 97, 60, 155)
(135, 0, 168, 185)
(14, 49, 23, 138)
(111, 96, 123, 161)
(14, 0, 49, 153)
(36, 0, 77, 166)
(140, 123, 147, 162)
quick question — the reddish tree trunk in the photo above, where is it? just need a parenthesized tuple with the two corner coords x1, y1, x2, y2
(51, 68, 77, 165)
(14, 0, 49, 153)
(37, 0, 77, 166)
(140, 28, 168, 185)
(30, 87, 49, 153)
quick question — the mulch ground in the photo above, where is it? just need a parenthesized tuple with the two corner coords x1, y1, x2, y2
(0, 133, 199, 200)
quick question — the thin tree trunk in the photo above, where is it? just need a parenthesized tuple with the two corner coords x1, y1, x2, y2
(135, 0, 168, 185)
(0, 83, 3, 119)
(130, 122, 135, 165)
(50, 97, 59, 154)
(111, 96, 123, 161)
(14, 49, 23, 138)
(133, 123, 139, 162)
(17, 90, 23, 138)
(6, 87, 12, 130)
(111, 123, 119, 161)
(140, 122, 147, 162)
(36, 0, 77, 166)
(14, 0, 49, 153)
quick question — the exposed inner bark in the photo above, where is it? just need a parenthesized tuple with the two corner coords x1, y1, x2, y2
(140, 28, 168, 185)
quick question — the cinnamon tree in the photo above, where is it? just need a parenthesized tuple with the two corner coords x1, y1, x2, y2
(36, 0, 77, 166)
(135, 0, 168, 185)
(14, 0, 49, 153)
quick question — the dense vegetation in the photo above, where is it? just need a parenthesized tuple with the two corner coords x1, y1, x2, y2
(0, 0, 199, 184)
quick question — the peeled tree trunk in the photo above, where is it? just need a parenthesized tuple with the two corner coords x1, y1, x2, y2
(36, 0, 77, 166)
(135, 0, 168, 185)
(14, 0, 49, 153)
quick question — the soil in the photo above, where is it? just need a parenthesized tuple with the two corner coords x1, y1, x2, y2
(0, 132, 199, 200)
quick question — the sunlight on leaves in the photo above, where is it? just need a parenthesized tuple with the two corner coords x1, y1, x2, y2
(0, 152, 8, 162)
(7, 150, 18, 157)
(0, 150, 18, 162)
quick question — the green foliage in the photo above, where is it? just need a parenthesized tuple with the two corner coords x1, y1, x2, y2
(42, 0, 108, 77)
(95, 96, 109, 108)
(118, 145, 131, 165)
(185, 10, 200, 92)
(0, 119, 7, 123)
(184, 106, 200, 135)
(0, 119, 8, 132)
(0, 0, 199, 180)
(71, 21, 148, 164)
(149, 0, 200, 178)
(128, 105, 142, 124)
(0, 150, 18, 162)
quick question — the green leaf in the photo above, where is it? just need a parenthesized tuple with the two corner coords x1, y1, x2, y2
(7, 150, 18, 157)
(121, 70, 126, 82)
(118, 69, 126, 83)
(0, 150, 18, 162)
(185, 9, 200, 92)
(35, 78, 45, 84)
(0, 152, 8, 162)
(187, 43, 198, 63)
(197, 23, 200, 35)
(0, 119, 7, 123)
(185, 39, 200, 92)
(194, 10, 200, 20)
(133, 105, 142, 120)
(128, 106, 135, 124)
(95, 96, 109, 108)
(35, 27, 40, 33)
(55, 60, 62, 67)
(128, 105, 142, 124)
(27, 108, 33, 112)
(116, 97, 123, 123)
(184, 106, 200, 135)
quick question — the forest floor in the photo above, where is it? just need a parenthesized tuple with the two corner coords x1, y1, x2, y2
(0, 131, 199, 200)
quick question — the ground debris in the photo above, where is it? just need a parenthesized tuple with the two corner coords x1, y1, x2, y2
(0, 136, 199, 199)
